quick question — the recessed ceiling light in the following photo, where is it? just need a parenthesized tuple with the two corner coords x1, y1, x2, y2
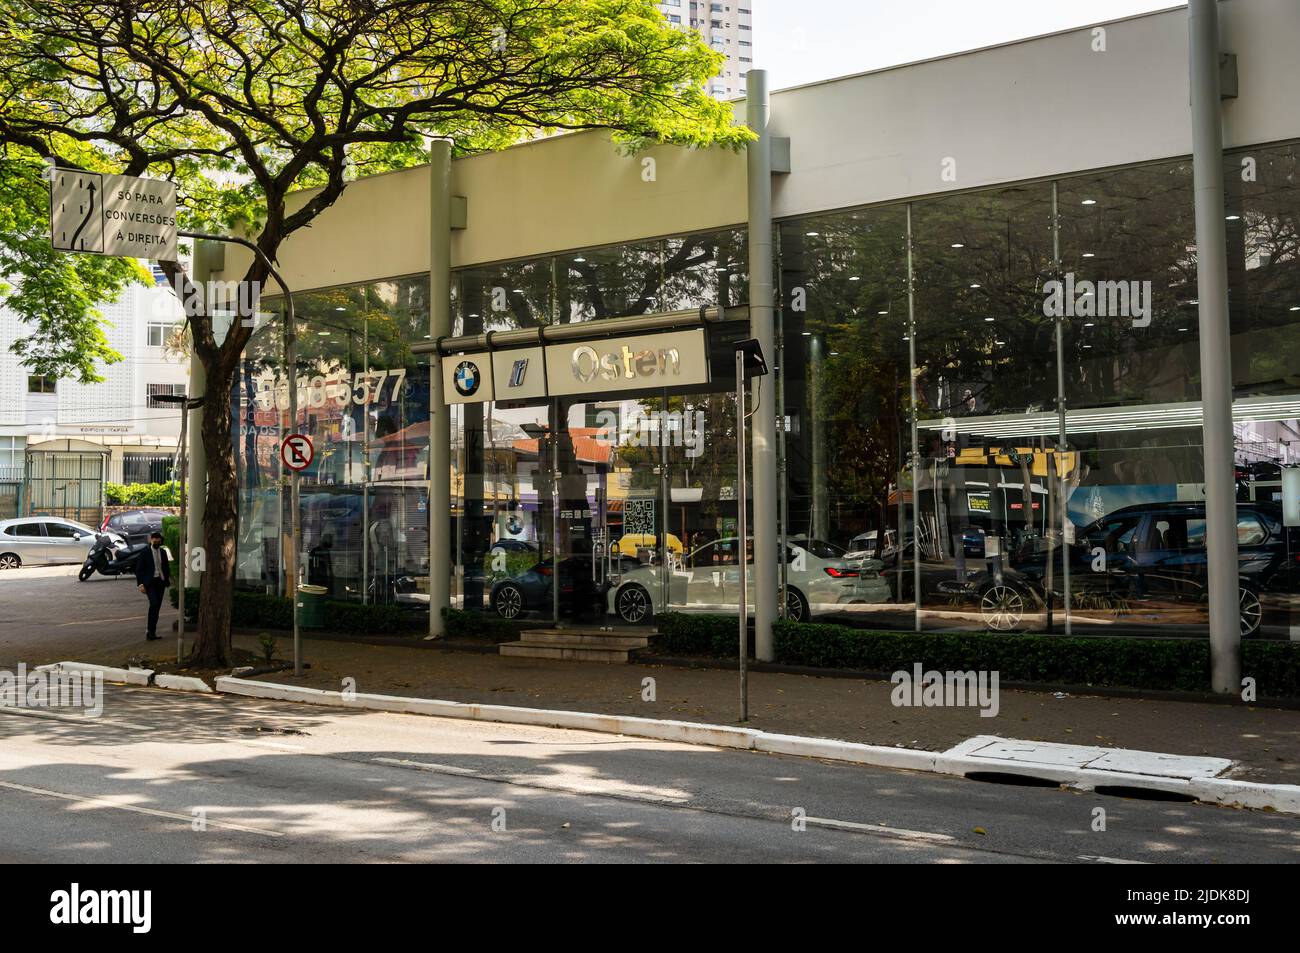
(1226, 214, 1240, 221)
(1081, 199, 1097, 206)
(1084, 322, 1095, 327)
(1084, 344, 1093, 348)
(335, 306, 346, 311)
(1289, 306, 1300, 312)
(969, 283, 981, 289)
(574, 256, 586, 263)
(1082, 252, 1095, 258)
(849, 276, 860, 281)
(950, 243, 964, 249)
(1178, 327, 1188, 332)
(806, 231, 820, 237)
(984, 317, 995, 322)
(511, 288, 524, 293)
(801, 331, 811, 336)
(878, 310, 889, 315)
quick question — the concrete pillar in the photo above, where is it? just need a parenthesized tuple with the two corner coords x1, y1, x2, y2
(185, 242, 211, 589)
(809, 333, 828, 542)
(747, 70, 778, 660)
(1189, 0, 1240, 693)
(428, 140, 453, 637)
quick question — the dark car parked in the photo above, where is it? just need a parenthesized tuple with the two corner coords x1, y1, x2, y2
(100, 509, 171, 547)
(955, 501, 1298, 636)
(490, 555, 602, 620)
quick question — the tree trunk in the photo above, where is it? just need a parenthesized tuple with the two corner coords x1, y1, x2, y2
(189, 357, 239, 667)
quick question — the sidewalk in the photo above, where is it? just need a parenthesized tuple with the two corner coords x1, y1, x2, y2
(143, 633, 1300, 787)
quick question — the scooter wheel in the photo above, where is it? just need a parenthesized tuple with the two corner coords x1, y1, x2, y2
(78, 566, 94, 582)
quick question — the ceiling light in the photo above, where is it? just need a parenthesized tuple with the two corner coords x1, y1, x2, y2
(573, 256, 586, 263)
(1083, 344, 1093, 349)
(806, 231, 819, 237)
(335, 306, 346, 311)
(849, 276, 860, 281)
(1081, 199, 1097, 206)
(969, 283, 981, 289)
(830, 351, 839, 356)
(1226, 214, 1240, 221)
(1178, 327, 1188, 332)
(511, 288, 524, 293)
(1082, 252, 1095, 258)
(801, 331, 811, 336)
(317, 331, 331, 336)
(984, 317, 995, 322)
(1290, 306, 1300, 312)
(950, 243, 964, 249)
(1084, 322, 1095, 327)
(878, 310, 889, 315)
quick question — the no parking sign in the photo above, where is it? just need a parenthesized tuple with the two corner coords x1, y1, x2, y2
(280, 433, 314, 471)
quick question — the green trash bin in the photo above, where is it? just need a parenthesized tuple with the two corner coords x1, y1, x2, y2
(296, 584, 328, 629)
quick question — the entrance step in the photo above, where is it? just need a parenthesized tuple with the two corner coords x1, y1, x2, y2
(500, 627, 652, 662)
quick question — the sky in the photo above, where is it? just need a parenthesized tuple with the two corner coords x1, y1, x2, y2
(750, 0, 1187, 89)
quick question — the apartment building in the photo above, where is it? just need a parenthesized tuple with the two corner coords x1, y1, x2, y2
(0, 277, 190, 522)
(656, 0, 754, 98)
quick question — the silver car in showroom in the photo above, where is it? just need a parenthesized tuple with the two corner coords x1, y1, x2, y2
(608, 536, 889, 623)
(0, 517, 112, 569)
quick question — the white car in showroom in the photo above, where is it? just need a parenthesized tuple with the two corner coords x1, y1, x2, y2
(607, 536, 888, 623)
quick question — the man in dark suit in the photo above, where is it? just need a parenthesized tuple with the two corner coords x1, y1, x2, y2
(135, 531, 171, 641)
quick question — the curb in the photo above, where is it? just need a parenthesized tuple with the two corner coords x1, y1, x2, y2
(35, 662, 153, 686)
(211, 675, 1300, 816)
(154, 673, 214, 693)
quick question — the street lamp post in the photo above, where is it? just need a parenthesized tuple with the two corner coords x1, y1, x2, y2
(734, 338, 769, 723)
(154, 393, 205, 662)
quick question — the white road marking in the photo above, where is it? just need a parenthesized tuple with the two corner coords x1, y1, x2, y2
(0, 779, 284, 837)
(804, 816, 955, 842)
(239, 738, 306, 751)
(0, 706, 151, 730)
(1078, 854, 1147, 864)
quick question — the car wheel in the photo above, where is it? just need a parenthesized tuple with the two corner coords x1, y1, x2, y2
(783, 586, 810, 622)
(492, 583, 525, 620)
(616, 584, 653, 624)
(980, 583, 1025, 632)
(78, 565, 94, 581)
(1239, 585, 1263, 638)
(0, 553, 20, 571)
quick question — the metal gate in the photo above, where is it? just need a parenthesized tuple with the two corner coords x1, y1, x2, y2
(0, 481, 17, 520)
(24, 445, 108, 527)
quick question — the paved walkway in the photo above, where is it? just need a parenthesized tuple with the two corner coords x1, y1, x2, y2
(103, 633, 1300, 788)
(6, 565, 1297, 789)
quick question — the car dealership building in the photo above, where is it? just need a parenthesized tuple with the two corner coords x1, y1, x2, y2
(202, 1, 1300, 684)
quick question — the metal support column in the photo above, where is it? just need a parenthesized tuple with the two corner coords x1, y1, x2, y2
(428, 139, 453, 638)
(1189, 0, 1240, 693)
(746, 69, 778, 661)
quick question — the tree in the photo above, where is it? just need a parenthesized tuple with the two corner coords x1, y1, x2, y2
(0, 0, 749, 665)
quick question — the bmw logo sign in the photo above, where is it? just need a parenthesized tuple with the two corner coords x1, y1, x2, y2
(453, 360, 481, 397)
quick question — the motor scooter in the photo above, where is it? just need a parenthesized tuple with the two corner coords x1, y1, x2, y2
(79, 533, 145, 581)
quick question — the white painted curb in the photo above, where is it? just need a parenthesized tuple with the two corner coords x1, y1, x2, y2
(212, 675, 1300, 816)
(154, 673, 214, 693)
(35, 661, 153, 686)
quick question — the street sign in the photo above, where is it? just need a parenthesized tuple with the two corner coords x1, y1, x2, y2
(280, 433, 314, 472)
(50, 170, 177, 260)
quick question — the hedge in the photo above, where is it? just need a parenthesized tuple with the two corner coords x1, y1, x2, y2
(655, 612, 742, 657)
(441, 607, 527, 642)
(770, 619, 1300, 698)
(106, 482, 179, 506)
(169, 587, 420, 635)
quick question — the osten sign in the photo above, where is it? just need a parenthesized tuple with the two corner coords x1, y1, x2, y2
(442, 328, 709, 404)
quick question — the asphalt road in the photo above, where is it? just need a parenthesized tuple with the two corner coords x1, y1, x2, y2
(2, 684, 1299, 863)
(0, 564, 146, 668)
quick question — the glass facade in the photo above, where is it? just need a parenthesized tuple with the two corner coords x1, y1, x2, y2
(233, 144, 1300, 639)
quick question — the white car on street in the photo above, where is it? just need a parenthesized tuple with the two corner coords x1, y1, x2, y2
(607, 537, 888, 623)
(0, 517, 116, 570)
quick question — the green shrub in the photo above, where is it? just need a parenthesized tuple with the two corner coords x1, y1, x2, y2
(106, 482, 180, 506)
(770, 620, 1300, 698)
(655, 612, 740, 657)
(169, 587, 423, 634)
(441, 606, 522, 641)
